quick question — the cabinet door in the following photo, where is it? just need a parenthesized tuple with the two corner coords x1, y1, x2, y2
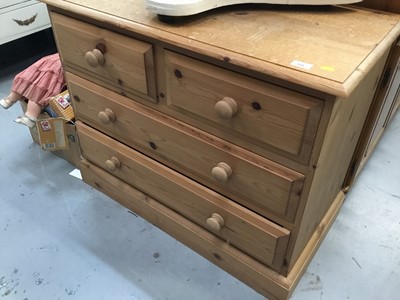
(363, 43, 400, 159)
(345, 42, 400, 186)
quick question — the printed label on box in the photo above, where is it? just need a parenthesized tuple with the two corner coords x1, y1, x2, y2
(37, 118, 69, 151)
(56, 94, 70, 109)
(40, 120, 52, 132)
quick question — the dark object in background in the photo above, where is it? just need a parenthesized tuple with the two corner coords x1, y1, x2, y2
(356, 0, 400, 13)
(0, 28, 56, 75)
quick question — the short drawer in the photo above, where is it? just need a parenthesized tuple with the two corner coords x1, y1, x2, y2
(67, 72, 304, 222)
(163, 51, 323, 163)
(77, 122, 291, 270)
(50, 12, 156, 102)
(0, 1, 50, 45)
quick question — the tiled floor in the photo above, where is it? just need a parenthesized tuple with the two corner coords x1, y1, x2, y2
(0, 30, 399, 300)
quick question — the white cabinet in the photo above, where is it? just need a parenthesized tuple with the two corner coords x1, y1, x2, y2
(0, 0, 50, 45)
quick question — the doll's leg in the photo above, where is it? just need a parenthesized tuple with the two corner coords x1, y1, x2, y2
(0, 91, 23, 109)
(14, 101, 41, 128)
(25, 101, 42, 119)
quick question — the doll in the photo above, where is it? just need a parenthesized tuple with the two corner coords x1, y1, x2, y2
(0, 53, 65, 128)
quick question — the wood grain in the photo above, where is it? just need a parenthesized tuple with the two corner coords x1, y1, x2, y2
(43, 0, 400, 96)
(51, 12, 157, 101)
(164, 50, 324, 162)
(78, 122, 291, 270)
(42, 1, 400, 298)
(67, 72, 305, 223)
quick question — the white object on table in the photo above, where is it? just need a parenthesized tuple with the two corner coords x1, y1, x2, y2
(146, 0, 363, 16)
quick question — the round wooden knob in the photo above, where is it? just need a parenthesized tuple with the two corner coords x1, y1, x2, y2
(85, 48, 105, 67)
(215, 97, 238, 119)
(211, 162, 232, 182)
(105, 157, 121, 172)
(206, 213, 224, 232)
(98, 108, 116, 125)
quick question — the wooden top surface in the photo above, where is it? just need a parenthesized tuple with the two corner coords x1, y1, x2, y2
(42, 0, 400, 97)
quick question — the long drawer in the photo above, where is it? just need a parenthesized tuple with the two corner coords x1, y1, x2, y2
(77, 122, 291, 270)
(50, 12, 156, 102)
(67, 72, 305, 222)
(163, 51, 324, 164)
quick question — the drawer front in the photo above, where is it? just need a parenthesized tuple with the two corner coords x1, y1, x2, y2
(50, 12, 156, 102)
(67, 72, 305, 222)
(77, 122, 291, 270)
(0, 1, 50, 44)
(163, 51, 323, 163)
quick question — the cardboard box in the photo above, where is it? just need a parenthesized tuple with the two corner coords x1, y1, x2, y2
(19, 100, 81, 168)
(52, 122, 81, 168)
(37, 118, 69, 151)
(49, 90, 75, 121)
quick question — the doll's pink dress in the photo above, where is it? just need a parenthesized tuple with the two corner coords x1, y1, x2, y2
(11, 53, 65, 108)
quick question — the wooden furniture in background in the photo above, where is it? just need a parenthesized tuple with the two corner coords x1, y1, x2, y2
(41, 1, 400, 299)
(345, 4, 400, 187)
(356, 0, 400, 14)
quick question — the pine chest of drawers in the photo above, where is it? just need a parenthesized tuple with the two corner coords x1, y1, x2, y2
(42, 1, 400, 299)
